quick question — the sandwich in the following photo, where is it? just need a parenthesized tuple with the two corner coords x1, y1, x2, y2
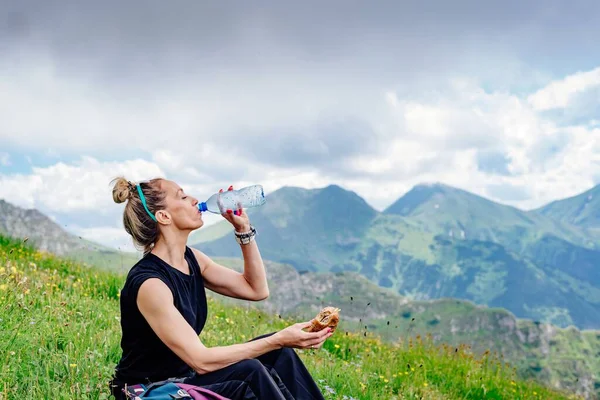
(307, 306, 340, 332)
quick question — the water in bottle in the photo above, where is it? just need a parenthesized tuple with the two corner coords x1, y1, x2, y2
(198, 185, 266, 214)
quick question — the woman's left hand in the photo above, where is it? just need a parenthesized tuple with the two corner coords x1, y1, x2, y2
(218, 185, 251, 232)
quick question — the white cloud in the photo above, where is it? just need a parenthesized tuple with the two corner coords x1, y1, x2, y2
(2, 58, 600, 242)
(528, 66, 600, 111)
(344, 76, 600, 210)
(0, 157, 164, 212)
(0, 152, 10, 166)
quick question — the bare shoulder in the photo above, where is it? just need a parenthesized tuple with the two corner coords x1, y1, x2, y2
(137, 278, 173, 312)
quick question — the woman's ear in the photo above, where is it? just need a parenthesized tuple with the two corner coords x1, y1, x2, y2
(155, 210, 171, 225)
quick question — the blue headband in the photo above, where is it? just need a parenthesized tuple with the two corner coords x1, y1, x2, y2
(136, 184, 157, 222)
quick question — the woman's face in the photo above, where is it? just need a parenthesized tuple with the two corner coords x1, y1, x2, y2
(158, 180, 203, 231)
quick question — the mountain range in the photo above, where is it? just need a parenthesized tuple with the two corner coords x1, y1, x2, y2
(191, 182, 600, 330)
(0, 199, 139, 271)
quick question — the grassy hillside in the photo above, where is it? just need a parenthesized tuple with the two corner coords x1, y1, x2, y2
(0, 235, 584, 399)
(209, 256, 600, 398)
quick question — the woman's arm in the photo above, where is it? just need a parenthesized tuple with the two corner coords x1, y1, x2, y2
(137, 278, 332, 374)
(195, 189, 269, 301)
(193, 246, 269, 301)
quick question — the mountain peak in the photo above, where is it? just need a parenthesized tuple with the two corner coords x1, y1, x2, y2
(384, 182, 453, 216)
(536, 183, 600, 229)
(0, 198, 82, 255)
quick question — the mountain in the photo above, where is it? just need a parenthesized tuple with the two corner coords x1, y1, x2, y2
(193, 185, 378, 271)
(192, 183, 600, 329)
(535, 184, 600, 232)
(384, 183, 597, 251)
(0, 199, 139, 271)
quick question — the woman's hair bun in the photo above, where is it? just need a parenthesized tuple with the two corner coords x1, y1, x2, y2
(111, 177, 134, 204)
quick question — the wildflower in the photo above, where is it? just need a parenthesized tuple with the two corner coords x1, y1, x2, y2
(70, 364, 77, 368)
(423, 383, 428, 387)
(324, 386, 336, 395)
(334, 344, 340, 349)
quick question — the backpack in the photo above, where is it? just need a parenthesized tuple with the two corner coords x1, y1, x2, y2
(122, 378, 231, 400)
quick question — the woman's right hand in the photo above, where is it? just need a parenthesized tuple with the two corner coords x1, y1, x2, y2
(273, 321, 334, 349)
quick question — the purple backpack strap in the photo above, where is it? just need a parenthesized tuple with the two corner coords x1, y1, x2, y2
(175, 383, 231, 400)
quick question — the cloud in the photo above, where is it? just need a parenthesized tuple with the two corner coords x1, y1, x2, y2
(0, 157, 164, 214)
(528, 67, 600, 111)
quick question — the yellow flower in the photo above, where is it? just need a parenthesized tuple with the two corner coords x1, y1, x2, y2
(384, 379, 389, 383)
(69, 364, 77, 368)
(334, 344, 340, 349)
(423, 383, 428, 387)
(379, 375, 384, 380)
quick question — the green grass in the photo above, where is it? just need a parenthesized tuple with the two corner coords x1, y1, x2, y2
(0, 235, 581, 399)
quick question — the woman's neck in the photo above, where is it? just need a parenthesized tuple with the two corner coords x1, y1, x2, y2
(151, 231, 190, 273)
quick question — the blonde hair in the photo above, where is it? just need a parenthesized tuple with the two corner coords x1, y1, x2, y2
(111, 176, 167, 255)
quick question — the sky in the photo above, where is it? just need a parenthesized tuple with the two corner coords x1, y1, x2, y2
(1, 1, 600, 252)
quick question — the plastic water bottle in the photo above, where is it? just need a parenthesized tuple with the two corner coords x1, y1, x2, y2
(198, 185, 266, 214)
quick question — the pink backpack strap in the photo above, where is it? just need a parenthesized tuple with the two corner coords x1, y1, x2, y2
(175, 383, 231, 400)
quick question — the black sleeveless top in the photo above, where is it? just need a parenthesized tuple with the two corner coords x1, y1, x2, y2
(113, 246, 208, 384)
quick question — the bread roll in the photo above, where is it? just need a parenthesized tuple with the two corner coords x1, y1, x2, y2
(308, 306, 340, 332)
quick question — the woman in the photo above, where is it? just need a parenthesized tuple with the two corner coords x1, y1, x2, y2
(108, 177, 332, 399)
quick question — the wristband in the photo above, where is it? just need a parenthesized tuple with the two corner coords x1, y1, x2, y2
(234, 225, 256, 245)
